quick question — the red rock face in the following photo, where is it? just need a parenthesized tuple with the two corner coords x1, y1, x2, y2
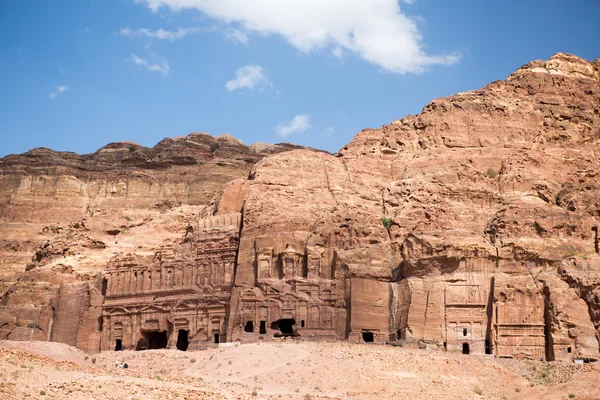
(1, 53, 599, 361)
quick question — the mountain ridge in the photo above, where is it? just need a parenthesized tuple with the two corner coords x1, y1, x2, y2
(0, 52, 599, 363)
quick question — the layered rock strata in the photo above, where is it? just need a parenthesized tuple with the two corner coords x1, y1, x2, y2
(1, 53, 600, 361)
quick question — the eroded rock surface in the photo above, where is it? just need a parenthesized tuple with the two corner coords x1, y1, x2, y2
(1, 53, 600, 361)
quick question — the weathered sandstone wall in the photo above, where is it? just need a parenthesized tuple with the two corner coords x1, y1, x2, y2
(1, 53, 599, 361)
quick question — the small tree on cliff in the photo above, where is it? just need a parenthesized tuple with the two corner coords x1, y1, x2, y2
(380, 217, 393, 232)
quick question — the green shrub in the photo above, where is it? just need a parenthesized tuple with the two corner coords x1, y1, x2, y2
(486, 167, 498, 179)
(39, 390, 46, 395)
(210, 143, 221, 153)
(380, 217, 393, 232)
(568, 394, 575, 399)
(91, 357, 97, 364)
(26, 322, 38, 329)
(473, 386, 483, 395)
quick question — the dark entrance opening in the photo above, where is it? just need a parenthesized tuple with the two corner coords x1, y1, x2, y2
(362, 331, 374, 343)
(271, 319, 296, 336)
(145, 331, 168, 349)
(115, 339, 122, 351)
(278, 319, 295, 334)
(568, 347, 572, 353)
(214, 333, 220, 344)
(101, 278, 108, 297)
(259, 321, 267, 334)
(462, 343, 470, 354)
(300, 320, 305, 328)
(176, 330, 189, 351)
(485, 340, 491, 354)
(244, 321, 254, 333)
(463, 328, 468, 336)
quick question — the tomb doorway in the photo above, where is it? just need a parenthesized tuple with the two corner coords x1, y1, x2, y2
(176, 330, 189, 351)
(462, 343, 470, 354)
(244, 321, 254, 333)
(271, 318, 297, 337)
(115, 339, 122, 351)
(362, 331, 374, 343)
(144, 331, 168, 349)
(259, 321, 267, 334)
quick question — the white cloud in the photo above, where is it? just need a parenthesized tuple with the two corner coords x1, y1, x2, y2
(275, 114, 311, 137)
(225, 28, 249, 44)
(332, 46, 344, 59)
(134, 0, 459, 74)
(127, 54, 170, 75)
(323, 126, 335, 137)
(225, 64, 269, 92)
(50, 85, 68, 99)
(119, 27, 208, 41)
(79, 27, 91, 33)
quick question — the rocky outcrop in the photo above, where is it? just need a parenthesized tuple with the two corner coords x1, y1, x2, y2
(1, 53, 599, 361)
(0, 134, 315, 351)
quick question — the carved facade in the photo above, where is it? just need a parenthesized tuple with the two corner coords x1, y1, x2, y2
(97, 213, 584, 361)
(439, 279, 547, 359)
(444, 284, 488, 355)
(230, 243, 347, 341)
(101, 213, 240, 351)
(494, 287, 546, 360)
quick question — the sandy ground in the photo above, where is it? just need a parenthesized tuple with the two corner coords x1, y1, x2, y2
(0, 340, 598, 400)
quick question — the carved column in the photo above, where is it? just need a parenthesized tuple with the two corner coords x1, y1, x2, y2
(176, 267, 182, 287)
(107, 274, 113, 296)
(224, 262, 232, 284)
(117, 272, 124, 294)
(124, 271, 131, 294)
(144, 270, 151, 291)
(160, 266, 166, 289)
(192, 264, 198, 287)
(218, 262, 225, 285)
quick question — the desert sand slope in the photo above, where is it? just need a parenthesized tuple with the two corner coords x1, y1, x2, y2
(1, 340, 599, 400)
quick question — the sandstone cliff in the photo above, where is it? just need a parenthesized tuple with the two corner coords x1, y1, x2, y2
(0, 134, 310, 351)
(1, 53, 599, 361)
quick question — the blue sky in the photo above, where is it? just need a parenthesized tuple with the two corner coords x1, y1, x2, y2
(0, 0, 598, 157)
